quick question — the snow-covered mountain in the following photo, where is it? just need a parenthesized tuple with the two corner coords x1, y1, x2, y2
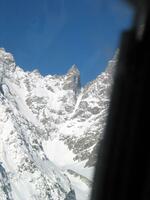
(0, 48, 116, 200)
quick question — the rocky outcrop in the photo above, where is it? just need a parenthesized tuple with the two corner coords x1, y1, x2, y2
(63, 65, 81, 94)
(0, 164, 13, 200)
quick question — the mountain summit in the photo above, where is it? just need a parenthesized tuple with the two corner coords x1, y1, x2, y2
(0, 48, 16, 83)
(0, 48, 116, 200)
(63, 64, 81, 96)
(67, 64, 80, 76)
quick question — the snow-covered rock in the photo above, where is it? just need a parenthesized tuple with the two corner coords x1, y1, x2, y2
(0, 48, 116, 200)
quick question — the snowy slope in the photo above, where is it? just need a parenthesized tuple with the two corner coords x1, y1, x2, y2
(0, 48, 76, 200)
(0, 48, 116, 200)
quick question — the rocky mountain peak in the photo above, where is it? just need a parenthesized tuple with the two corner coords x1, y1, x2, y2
(0, 48, 16, 83)
(0, 48, 15, 64)
(63, 64, 81, 94)
(67, 64, 80, 76)
(105, 50, 119, 76)
(0, 48, 5, 52)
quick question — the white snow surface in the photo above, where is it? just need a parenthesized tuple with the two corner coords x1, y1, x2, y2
(0, 48, 115, 200)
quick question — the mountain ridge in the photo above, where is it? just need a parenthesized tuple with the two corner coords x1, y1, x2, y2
(0, 48, 116, 200)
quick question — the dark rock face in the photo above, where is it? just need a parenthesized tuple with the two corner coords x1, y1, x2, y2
(65, 190, 76, 200)
(0, 84, 4, 95)
(0, 164, 13, 200)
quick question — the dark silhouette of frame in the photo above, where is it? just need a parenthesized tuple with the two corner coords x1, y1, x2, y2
(91, 0, 150, 199)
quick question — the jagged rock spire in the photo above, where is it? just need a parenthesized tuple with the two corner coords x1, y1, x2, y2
(67, 64, 80, 76)
(63, 64, 81, 94)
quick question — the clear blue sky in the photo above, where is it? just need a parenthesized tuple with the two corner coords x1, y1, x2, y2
(0, 0, 133, 85)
